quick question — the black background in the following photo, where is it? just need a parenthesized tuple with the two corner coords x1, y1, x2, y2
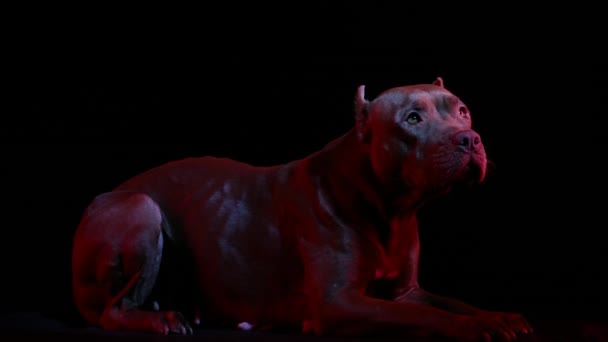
(3, 2, 607, 325)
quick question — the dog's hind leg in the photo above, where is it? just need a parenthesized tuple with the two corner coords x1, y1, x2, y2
(72, 191, 192, 335)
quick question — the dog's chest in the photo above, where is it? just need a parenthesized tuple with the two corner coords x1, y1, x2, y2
(374, 264, 399, 280)
(366, 256, 401, 299)
(361, 222, 419, 298)
(364, 236, 401, 281)
(358, 212, 421, 301)
(363, 230, 400, 279)
(360, 237, 407, 299)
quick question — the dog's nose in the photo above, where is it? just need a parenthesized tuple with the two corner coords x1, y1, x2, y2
(452, 130, 482, 152)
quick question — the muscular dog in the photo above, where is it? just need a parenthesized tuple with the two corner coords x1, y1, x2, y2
(72, 78, 532, 341)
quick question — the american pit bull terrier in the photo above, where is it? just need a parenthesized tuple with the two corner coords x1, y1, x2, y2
(72, 78, 533, 341)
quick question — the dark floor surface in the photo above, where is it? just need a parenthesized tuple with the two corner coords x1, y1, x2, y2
(1, 312, 607, 342)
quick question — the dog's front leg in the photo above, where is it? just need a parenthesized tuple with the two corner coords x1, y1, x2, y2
(385, 215, 533, 340)
(301, 238, 518, 341)
(396, 288, 533, 339)
(313, 290, 473, 338)
(396, 287, 493, 315)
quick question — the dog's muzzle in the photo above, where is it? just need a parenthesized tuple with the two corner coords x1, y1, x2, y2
(451, 129, 487, 182)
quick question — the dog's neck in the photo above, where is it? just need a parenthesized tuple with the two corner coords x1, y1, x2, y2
(307, 129, 431, 222)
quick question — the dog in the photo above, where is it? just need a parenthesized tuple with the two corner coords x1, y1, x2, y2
(72, 78, 532, 341)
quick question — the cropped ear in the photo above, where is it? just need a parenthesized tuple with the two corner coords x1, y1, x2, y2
(432, 77, 444, 88)
(354, 85, 371, 143)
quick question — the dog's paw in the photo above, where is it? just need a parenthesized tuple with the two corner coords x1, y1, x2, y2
(481, 311, 533, 336)
(151, 311, 193, 335)
(454, 314, 531, 342)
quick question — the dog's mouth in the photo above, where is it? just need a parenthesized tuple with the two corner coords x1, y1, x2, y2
(461, 154, 487, 184)
(404, 145, 488, 192)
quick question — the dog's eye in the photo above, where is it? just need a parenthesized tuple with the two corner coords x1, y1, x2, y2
(458, 106, 469, 118)
(406, 112, 421, 125)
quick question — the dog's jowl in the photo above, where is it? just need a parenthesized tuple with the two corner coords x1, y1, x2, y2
(72, 78, 533, 341)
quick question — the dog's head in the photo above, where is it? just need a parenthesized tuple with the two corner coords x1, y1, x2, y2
(355, 77, 486, 194)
